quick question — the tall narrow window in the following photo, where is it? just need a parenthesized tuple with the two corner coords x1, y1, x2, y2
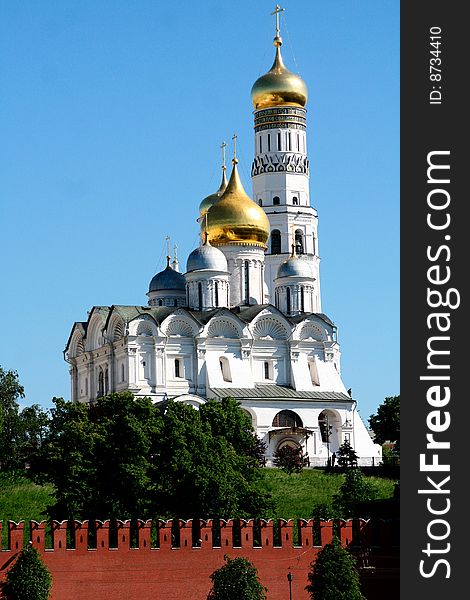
(259, 135, 262, 153)
(244, 261, 250, 304)
(215, 281, 219, 307)
(295, 229, 304, 254)
(277, 132, 281, 150)
(288, 132, 291, 151)
(271, 229, 281, 254)
(121, 363, 125, 383)
(264, 361, 271, 380)
(258, 199, 263, 206)
(175, 358, 181, 378)
(286, 287, 291, 314)
(104, 368, 109, 394)
(300, 287, 305, 312)
(219, 357, 232, 382)
(85, 377, 88, 395)
(98, 369, 104, 397)
(273, 196, 280, 205)
(309, 358, 320, 386)
(297, 132, 300, 151)
(158, 299, 163, 306)
(268, 133, 271, 151)
(198, 282, 203, 310)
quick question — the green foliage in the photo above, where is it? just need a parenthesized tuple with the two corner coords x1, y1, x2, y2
(31, 393, 270, 521)
(0, 366, 49, 473)
(369, 395, 400, 450)
(335, 440, 358, 469)
(0, 366, 25, 470)
(2, 546, 52, 600)
(273, 445, 305, 474)
(332, 468, 378, 518)
(207, 555, 267, 600)
(306, 537, 365, 600)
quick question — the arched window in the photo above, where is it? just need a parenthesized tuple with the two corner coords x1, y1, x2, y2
(215, 281, 219, 307)
(292, 196, 299, 205)
(300, 286, 305, 312)
(268, 133, 271, 151)
(286, 287, 291, 314)
(175, 358, 182, 378)
(158, 299, 163, 306)
(273, 196, 280, 205)
(121, 363, 125, 383)
(295, 229, 304, 254)
(318, 411, 333, 443)
(272, 410, 303, 428)
(104, 368, 109, 394)
(198, 282, 203, 310)
(174, 298, 178, 307)
(97, 369, 104, 397)
(258, 199, 263, 206)
(264, 361, 271, 380)
(271, 230, 281, 254)
(219, 356, 232, 382)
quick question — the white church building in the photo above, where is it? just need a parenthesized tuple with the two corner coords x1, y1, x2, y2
(65, 9, 381, 467)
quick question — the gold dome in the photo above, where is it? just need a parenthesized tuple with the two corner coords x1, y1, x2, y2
(251, 37, 308, 109)
(205, 160, 270, 248)
(199, 168, 228, 219)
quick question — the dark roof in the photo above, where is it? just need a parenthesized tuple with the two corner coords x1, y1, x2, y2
(209, 384, 350, 402)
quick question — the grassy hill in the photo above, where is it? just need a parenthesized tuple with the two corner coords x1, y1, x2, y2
(1, 468, 396, 528)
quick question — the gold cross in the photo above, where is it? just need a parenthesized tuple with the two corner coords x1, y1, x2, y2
(165, 235, 171, 259)
(220, 141, 227, 170)
(232, 133, 238, 163)
(271, 4, 285, 37)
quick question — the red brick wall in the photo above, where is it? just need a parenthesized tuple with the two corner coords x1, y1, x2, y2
(0, 518, 398, 600)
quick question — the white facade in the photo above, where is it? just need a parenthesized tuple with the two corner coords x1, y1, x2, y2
(64, 17, 382, 467)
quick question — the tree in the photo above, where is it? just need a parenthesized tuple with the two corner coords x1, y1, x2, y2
(332, 468, 377, 518)
(152, 398, 271, 519)
(306, 537, 365, 600)
(0, 366, 25, 470)
(335, 440, 358, 469)
(369, 395, 400, 451)
(2, 545, 52, 600)
(273, 444, 304, 474)
(207, 556, 267, 600)
(31, 393, 271, 521)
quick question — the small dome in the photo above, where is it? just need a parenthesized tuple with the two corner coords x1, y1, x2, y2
(186, 242, 228, 273)
(199, 168, 228, 220)
(149, 264, 185, 292)
(277, 256, 313, 279)
(205, 161, 270, 248)
(251, 40, 308, 110)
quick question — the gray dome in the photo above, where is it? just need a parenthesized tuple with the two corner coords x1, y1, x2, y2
(186, 243, 228, 273)
(149, 265, 185, 292)
(277, 256, 314, 279)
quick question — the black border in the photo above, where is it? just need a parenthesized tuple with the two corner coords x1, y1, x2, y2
(401, 1, 466, 596)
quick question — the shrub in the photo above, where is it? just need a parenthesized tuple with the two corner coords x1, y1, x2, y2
(306, 536, 365, 600)
(2, 545, 52, 600)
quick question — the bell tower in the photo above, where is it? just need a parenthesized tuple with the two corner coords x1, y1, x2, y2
(251, 5, 321, 310)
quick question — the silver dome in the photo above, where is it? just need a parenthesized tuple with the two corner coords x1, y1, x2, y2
(186, 243, 228, 273)
(276, 256, 314, 279)
(149, 265, 185, 292)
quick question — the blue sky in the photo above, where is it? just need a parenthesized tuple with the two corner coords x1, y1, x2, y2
(0, 0, 399, 422)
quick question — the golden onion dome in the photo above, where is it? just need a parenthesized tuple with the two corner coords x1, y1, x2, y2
(205, 160, 270, 248)
(251, 36, 308, 109)
(199, 168, 228, 219)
